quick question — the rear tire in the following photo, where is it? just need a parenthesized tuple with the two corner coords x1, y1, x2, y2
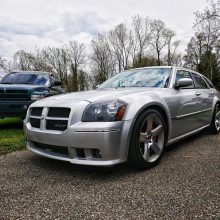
(210, 103, 220, 134)
(128, 109, 166, 170)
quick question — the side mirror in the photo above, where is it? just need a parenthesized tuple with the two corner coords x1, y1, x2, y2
(175, 78, 193, 89)
(52, 80, 62, 87)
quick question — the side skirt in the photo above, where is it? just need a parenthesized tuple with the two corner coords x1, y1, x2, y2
(167, 124, 209, 146)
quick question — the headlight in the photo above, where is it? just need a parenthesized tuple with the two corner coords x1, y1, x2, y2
(82, 100, 127, 122)
(31, 94, 45, 101)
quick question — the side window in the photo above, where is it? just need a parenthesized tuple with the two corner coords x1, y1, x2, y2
(191, 73, 208, 89)
(175, 70, 194, 89)
(203, 77, 214, 88)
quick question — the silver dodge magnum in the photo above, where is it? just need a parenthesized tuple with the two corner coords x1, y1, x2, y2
(24, 67, 220, 169)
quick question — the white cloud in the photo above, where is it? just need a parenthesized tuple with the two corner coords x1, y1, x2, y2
(0, 18, 54, 37)
(61, 10, 110, 36)
(0, 0, 208, 59)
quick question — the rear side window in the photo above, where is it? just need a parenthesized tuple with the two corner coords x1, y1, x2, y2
(175, 70, 194, 89)
(191, 73, 208, 89)
(203, 77, 214, 88)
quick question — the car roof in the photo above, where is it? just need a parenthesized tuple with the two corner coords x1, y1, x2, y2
(9, 71, 52, 75)
(124, 66, 205, 77)
(124, 66, 172, 72)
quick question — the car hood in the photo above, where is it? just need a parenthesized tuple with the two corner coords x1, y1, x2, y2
(42, 88, 160, 103)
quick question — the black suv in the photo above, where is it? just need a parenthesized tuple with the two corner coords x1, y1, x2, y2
(0, 71, 64, 118)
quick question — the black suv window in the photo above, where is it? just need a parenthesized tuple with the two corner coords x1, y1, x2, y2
(191, 73, 208, 89)
(175, 70, 194, 88)
(1, 72, 49, 85)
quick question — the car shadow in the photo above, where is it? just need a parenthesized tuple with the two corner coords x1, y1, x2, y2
(30, 154, 134, 179)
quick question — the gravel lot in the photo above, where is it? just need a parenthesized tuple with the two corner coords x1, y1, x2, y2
(0, 131, 219, 220)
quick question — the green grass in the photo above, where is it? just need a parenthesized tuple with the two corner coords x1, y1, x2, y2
(0, 118, 26, 155)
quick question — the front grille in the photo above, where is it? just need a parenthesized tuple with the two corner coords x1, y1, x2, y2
(0, 89, 29, 101)
(0, 89, 4, 98)
(31, 107, 43, 116)
(29, 107, 70, 132)
(48, 108, 70, 118)
(31, 141, 69, 157)
(46, 119, 68, 131)
(30, 118, 41, 128)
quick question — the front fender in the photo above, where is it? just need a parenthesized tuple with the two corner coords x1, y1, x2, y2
(121, 94, 172, 158)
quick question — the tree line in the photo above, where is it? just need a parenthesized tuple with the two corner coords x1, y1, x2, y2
(0, 0, 219, 90)
(184, 0, 220, 88)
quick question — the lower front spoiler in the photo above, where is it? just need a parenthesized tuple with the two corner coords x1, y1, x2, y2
(27, 142, 123, 167)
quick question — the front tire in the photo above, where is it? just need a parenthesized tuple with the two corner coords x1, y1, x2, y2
(128, 109, 166, 170)
(210, 103, 220, 134)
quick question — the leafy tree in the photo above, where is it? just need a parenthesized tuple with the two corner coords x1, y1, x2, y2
(198, 51, 220, 88)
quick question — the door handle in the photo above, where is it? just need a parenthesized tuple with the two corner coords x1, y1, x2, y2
(195, 92, 201, 96)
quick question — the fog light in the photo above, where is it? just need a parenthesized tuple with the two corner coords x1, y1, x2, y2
(93, 149, 102, 158)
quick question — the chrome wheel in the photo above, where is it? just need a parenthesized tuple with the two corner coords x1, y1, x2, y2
(215, 105, 220, 131)
(139, 113, 165, 163)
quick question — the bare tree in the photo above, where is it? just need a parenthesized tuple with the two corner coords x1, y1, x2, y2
(0, 56, 7, 79)
(0, 56, 6, 72)
(149, 20, 172, 65)
(78, 70, 89, 91)
(42, 47, 68, 86)
(90, 34, 115, 86)
(166, 31, 180, 65)
(28, 48, 53, 73)
(132, 15, 152, 66)
(66, 41, 86, 91)
(109, 23, 133, 71)
(194, 0, 220, 79)
(12, 50, 35, 71)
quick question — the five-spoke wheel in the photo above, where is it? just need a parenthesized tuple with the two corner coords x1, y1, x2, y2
(128, 109, 166, 169)
(139, 113, 165, 163)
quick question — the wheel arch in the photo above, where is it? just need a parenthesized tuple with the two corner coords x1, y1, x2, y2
(211, 97, 220, 122)
(125, 103, 171, 160)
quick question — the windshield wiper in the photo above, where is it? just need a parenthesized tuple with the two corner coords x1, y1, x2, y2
(0, 82, 14, 84)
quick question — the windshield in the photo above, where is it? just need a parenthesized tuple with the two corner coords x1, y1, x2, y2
(1, 72, 50, 85)
(98, 68, 171, 89)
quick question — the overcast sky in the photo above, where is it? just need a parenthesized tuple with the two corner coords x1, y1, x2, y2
(0, 0, 208, 60)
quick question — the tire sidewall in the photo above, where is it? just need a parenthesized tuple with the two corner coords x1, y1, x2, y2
(211, 103, 220, 134)
(128, 109, 167, 169)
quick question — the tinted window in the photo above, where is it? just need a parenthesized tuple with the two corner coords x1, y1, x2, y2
(191, 73, 208, 89)
(1, 72, 49, 85)
(175, 70, 194, 88)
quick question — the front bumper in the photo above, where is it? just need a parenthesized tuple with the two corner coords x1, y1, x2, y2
(0, 101, 33, 118)
(24, 120, 133, 166)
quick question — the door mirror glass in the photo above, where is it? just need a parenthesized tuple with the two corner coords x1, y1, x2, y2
(175, 78, 193, 88)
